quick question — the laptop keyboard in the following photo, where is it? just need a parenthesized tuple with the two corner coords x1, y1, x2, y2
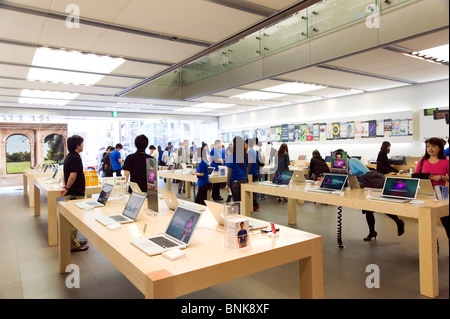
(110, 215, 129, 222)
(149, 236, 179, 248)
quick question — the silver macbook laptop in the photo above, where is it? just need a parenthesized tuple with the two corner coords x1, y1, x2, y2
(129, 181, 145, 194)
(75, 183, 114, 209)
(417, 179, 435, 197)
(130, 206, 202, 256)
(205, 200, 267, 230)
(371, 177, 419, 203)
(307, 174, 348, 193)
(260, 170, 293, 187)
(95, 192, 146, 225)
(160, 189, 205, 211)
(291, 171, 310, 184)
(348, 175, 361, 189)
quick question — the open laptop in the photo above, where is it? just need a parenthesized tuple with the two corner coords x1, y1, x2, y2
(298, 155, 307, 160)
(307, 174, 348, 193)
(130, 206, 202, 256)
(95, 192, 146, 225)
(348, 175, 361, 188)
(260, 170, 293, 187)
(371, 177, 419, 203)
(291, 171, 311, 184)
(76, 183, 114, 209)
(160, 189, 205, 211)
(205, 200, 267, 230)
(207, 167, 215, 176)
(417, 179, 435, 196)
(129, 181, 145, 195)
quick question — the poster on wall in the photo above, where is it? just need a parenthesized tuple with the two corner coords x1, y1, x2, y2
(368, 120, 376, 138)
(313, 123, 320, 141)
(288, 124, 295, 142)
(293, 124, 301, 142)
(391, 119, 399, 136)
(326, 123, 333, 140)
(424, 108, 438, 116)
(319, 123, 327, 141)
(347, 122, 354, 139)
(408, 119, 413, 135)
(361, 121, 369, 138)
(332, 122, 340, 139)
(306, 124, 314, 141)
(376, 120, 384, 137)
(354, 121, 362, 139)
(384, 119, 392, 137)
(340, 122, 347, 139)
(281, 124, 289, 142)
(276, 126, 282, 142)
(300, 124, 308, 141)
(399, 119, 408, 136)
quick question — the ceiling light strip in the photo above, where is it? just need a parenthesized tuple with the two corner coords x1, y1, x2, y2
(205, 0, 276, 17)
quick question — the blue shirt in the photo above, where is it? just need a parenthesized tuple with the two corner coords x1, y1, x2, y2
(349, 158, 369, 177)
(226, 154, 248, 181)
(196, 159, 209, 187)
(110, 150, 122, 171)
(247, 148, 258, 176)
(210, 148, 225, 170)
(445, 147, 449, 157)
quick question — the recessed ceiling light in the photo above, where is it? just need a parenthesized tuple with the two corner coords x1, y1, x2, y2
(231, 91, 287, 100)
(19, 89, 79, 106)
(174, 107, 214, 113)
(262, 82, 325, 94)
(27, 48, 126, 85)
(413, 44, 449, 62)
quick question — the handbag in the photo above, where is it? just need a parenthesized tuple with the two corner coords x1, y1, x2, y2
(411, 159, 430, 179)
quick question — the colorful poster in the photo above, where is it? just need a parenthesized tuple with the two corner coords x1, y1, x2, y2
(376, 120, 384, 137)
(300, 124, 308, 141)
(276, 126, 282, 142)
(307, 124, 314, 141)
(347, 122, 354, 139)
(281, 124, 289, 142)
(368, 120, 376, 138)
(319, 123, 327, 141)
(340, 122, 347, 139)
(327, 123, 333, 140)
(332, 122, 340, 139)
(354, 121, 362, 139)
(361, 121, 369, 138)
(293, 124, 301, 142)
(399, 119, 408, 136)
(288, 124, 295, 142)
(391, 120, 399, 136)
(384, 119, 392, 137)
(313, 123, 320, 141)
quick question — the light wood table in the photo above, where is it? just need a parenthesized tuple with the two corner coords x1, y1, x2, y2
(34, 177, 102, 246)
(158, 170, 227, 200)
(23, 169, 52, 207)
(58, 198, 324, 299)
(241, 182, 449, 298)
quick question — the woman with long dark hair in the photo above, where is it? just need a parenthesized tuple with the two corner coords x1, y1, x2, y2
(225, 136, 248, 202)
(376, 141, 399, 174)
(414, 137, 449, 238)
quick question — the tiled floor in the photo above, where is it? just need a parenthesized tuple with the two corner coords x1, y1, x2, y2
(0, 180, 448, 299)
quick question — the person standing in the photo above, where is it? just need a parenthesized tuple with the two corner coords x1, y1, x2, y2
(110, 143, 123, 177)
(149, 145, 159, 163)
(123, 135, 151, 193)
(376, 141, 399, 174)
(246, 138, 259, 210)
(414, 137, 449, 239)
(101, 146, 114, 177)
(276, 143, 290, 202)
(177, 140, 191, 193)
(210, 139, 225, 201)
(225, 136, 248, 202)
(191, 143, 210, 206)
(61, 135, 89, 252)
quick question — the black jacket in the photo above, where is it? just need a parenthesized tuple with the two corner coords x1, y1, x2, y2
(309, 156, 330, 179)
(376, 150, 398, 174)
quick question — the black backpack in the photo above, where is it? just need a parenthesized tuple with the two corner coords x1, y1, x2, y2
(358, 170, 385, 189)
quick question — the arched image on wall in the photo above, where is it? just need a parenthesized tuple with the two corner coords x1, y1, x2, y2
(44, 134, 65, 165)
(6, 134, 31, 174)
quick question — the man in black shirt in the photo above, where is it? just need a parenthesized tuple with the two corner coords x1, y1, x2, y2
(123, 134, 151, 193)
(62, 135, 89, 252)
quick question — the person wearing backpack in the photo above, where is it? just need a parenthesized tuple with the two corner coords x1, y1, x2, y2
(347, 154, 405, 241)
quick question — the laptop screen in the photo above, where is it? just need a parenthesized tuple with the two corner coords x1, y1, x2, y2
(382, 177, 419, 199)
(52, 167, 58, 179)
(165, 207, 202, 245)
(122, 192, 146, 220)
(272, 171, 293, 184)
(332, 159, 346, 168)
(320, 174, 348, 190)
(208, 167, 215, 175)
(97, 183, 114, 204)
(167, 164, 174, 170)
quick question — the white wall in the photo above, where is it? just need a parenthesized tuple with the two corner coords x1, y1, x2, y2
(218, 79, 449, 162)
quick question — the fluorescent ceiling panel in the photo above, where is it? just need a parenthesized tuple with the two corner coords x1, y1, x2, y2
(173, 107, 214, 113)
(231, 91, 287, 100)
(413, 44, 449, 62)
(27, 48, 126, 85)
(262, 82, 326, 94)
(19, 89, 79, 106)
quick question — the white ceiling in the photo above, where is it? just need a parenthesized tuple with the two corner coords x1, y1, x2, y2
(0, 0, 448, 119)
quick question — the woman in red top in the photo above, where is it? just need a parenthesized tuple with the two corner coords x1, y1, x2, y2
(415, 137, 449, 239)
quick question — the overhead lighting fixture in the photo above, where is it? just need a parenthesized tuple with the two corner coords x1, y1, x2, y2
(19, 89, 79, 106)
(191, 102, 236, 109)
(27, 47, 126, 85)
(411, 44, 449, 64)
(231, 91, 287, 100)
(262, 82, 326, 94)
